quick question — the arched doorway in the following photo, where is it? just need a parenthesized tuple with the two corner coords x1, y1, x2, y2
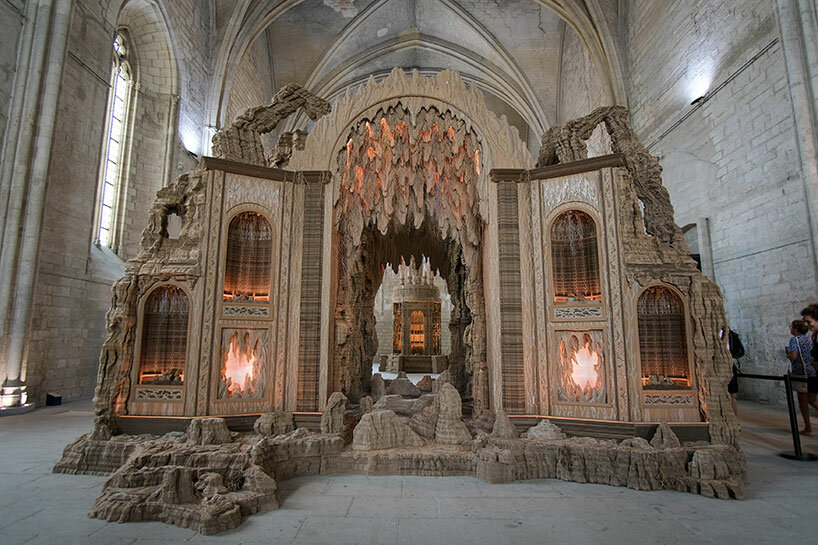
(331, 106, 486, 405)
(288, 69, 536, 413)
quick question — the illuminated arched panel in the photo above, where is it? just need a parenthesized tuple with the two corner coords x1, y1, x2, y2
(224, 211, 273, 301)
(550, 210, 601, 302)
(139, 285, 188, 385)
(637, 286, 691, 389)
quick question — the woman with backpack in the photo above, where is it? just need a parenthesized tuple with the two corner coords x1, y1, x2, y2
(786, 319, 818, 434)
(795, 306, 818, 433)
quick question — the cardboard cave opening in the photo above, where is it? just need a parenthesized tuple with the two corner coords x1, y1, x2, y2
(334, 217, 479, 404)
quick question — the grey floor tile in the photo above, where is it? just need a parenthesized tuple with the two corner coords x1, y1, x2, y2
(88, 520, 197, 541)
(280, 493, 353, 516)
(348, 496, 438, 518)
(324, 475, 404, 497)
(397, 518, 502, 545)
(295, 515, 398, 545)
(2, 398, 818, 545)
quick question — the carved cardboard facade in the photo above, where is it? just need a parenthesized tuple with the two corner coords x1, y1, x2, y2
(89, 69, 737, 442)
(56, 71, 746, 534)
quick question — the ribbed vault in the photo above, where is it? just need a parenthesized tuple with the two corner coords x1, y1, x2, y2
(205, 0, 626, 152)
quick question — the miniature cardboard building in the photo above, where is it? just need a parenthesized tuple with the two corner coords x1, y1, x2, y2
(379, 257, 448, 374)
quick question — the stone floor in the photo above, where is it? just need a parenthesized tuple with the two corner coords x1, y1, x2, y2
(1, 400, 817, 545)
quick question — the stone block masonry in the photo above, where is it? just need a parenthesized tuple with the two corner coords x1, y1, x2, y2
(624, 0, 811, 404)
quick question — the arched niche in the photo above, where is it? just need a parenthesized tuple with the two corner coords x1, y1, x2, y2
(636, 285, 692, 390)
(111, 0, 182, 257)
(223, 210, 273, 302)
(137, 284, 190, 385)
(549, 209, 602, 303)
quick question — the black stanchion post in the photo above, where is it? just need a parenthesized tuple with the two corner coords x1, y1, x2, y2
(780, 373, 818, 461)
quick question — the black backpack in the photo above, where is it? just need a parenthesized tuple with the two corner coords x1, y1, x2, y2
(728, 330, 745, 359)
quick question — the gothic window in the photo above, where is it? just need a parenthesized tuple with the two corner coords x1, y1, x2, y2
(637, 286, 691, 389)
(96, 33, 132, 248)
(139, 285, 188, 385)
(550, 210, 601, 302)
(224, 212, 273, 301)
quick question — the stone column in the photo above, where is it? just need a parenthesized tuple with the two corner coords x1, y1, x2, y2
(776, 0, 818, 285)
(424, 305, 432, 356)
(1, 0, 72, 409)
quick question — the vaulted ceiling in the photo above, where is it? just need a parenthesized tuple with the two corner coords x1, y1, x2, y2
(206, 0, 624, 150)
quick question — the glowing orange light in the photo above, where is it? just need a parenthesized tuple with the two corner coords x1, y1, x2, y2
(223, 334, 257, 398)
(571, 342, 600, 390)
(355, 165, 364, 190)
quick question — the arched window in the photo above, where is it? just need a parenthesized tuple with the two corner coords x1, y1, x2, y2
(224, 212, 273, 301)
(550, 210, 601, 302)
(139, 285, 188, 385)
(96, 33, 132, 248)
(410, 310, 424, 354)
(637, 286, 690, 389)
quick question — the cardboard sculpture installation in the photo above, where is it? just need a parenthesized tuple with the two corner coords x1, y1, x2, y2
(54, 70, 745, 533)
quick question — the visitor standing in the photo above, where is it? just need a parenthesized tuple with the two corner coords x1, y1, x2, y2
(786, 319, 818, 434)
(798, 305, 818, 432)
(725, 328, 744, 416)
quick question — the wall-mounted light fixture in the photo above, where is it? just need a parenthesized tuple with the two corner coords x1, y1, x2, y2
(688, 70, 711, 106)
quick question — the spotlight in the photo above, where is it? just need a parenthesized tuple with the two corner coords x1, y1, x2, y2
(180, 126, 201, 157)
(687, 70, 711, 105)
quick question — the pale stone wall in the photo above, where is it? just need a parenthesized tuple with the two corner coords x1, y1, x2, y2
(22, 0, 212, 403)
(162, 0, 210, 160)
(225, 34, 274, 126)
(558, 26, 609, 123)
(224, 31, 276, 151)
(624, 0, 810, 403)
(25, 1, 125, 402)
(117, 1, 177, 259)
(557, 25, 612, 156)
